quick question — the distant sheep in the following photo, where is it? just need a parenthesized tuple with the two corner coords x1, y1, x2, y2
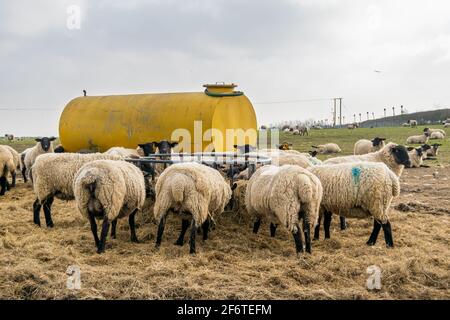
(31, 153, 123, 228)
(406, 132, 430, 144)
(246, 165, 323, 254)
(73, 160, 155, 253)
(23, 137, 56, 180)
(424, 128, 446, 137)
(354, 137, 386, 155)
(444, 123, 450, 128)
(0, 146, 16, 195)
(425, 143, 441, 158)
(430, 131, 445, 140)
(292, 129, 300, 135)
(409, 120, 418, 127)
(312, 143, 341, 154)
(309, 162, 400, 247)
(1, 145, 20, 187)
(154, 162, 231, 254)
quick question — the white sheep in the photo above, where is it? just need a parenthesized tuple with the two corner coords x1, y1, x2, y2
(406, 132, 430, 144)
(20, 147, 32, 183)
(292, 129, 301, 135)
(105, 147, 141, 158)
(245, 165, 322, 254)
(30, 153, 122, 228)
(23, 137, 56, 180)
(312, 143, 341, 154)
(426, 143, 441, 158)
(73, 160, 154, 253)
(354, 137, 386, 155)
(154, 162, 231, 254)
(444, 123, 450, 128)
(324, 143, 411, 177)
(430, 131, 445, 140)
(424, 128, 446, 137)
(407, 147, 424, 168)
(309, 162, 400, 247)
(0, 146, 16, 195)
(1, 145, 20, 187)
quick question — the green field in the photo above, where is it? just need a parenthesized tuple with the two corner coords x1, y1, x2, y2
(275, 125, 449, 165)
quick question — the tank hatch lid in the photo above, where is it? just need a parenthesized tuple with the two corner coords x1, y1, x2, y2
(203, 82, 243, 97)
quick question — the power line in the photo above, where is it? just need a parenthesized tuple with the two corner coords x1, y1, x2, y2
(0, 107, 58, 111)
(254, 98, 333, 105)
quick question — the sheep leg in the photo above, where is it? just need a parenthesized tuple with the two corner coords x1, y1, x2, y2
(43, 196, 54, 228)
(292, 228, 304, 253)
(189, 220, 197, 254)
(381, 221, 394, 248)
(32, 198, 42, 226)
(202, 218, 210, 241)
(253, 218, 261, 234)
(110, 219, 117, 239)
(21, 167, 27, 183)
(97, 217, 110, 254)
(129, 210, 139, 243)
(340, 216, 347, 230)
(366, 219, 382, 246)
(313, 213, 322, 240)
(175, 219, 190, 246)
(155, 215, 167, 248)
(303, 220, 311, 254)
(0, 176, 7, 195)
(270, 223, 277, 237)
(11, 172, 16, 187)
(88, 212, 100, 248)
(324, 211, 332, 239)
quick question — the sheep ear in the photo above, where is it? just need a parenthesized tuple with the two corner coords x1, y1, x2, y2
(407, 147, 414, 151)
(170, 142, 179, 148)
(49, 137, 57, 141)
(35, 138, 42, 142)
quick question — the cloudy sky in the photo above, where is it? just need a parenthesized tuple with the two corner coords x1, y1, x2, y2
(1, 0, 450, 136)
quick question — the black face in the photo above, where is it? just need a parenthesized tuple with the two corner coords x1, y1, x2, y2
(423, 128, 429, 132)
(432, 143, 442, 149)
(309, 150, 318, 157)
(371, 137, 386, 147)
(234, 144, 256, 154)
(391, 145, 411, 167)
(415, 148, 423, 157)
(156, 140, 178, 155)
(35, 136, 56, 152)
(138, 142, 158, 156)
(421, 144, 431, 151)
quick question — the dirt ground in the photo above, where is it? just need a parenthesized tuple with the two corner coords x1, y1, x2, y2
(0, 166, 449, 300)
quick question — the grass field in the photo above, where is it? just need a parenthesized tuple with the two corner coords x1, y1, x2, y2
(0, 127, 449, 299)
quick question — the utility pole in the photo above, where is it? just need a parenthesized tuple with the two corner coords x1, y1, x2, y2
(384, 108, 386, 118)
(392, 106, 395, 116)
(367, 112, 369, 120)
(339, 98, 343, 126)
(359, 113, 362, 123)
(333, 99, 337, 127)
(372, 112, 375, 119)
(353, 114, 356, 123)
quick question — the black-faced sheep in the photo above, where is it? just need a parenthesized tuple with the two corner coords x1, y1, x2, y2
(73, 160, 155, 253)
(406, 132, 430, 144)
(30, 153, 123, 228)
(23, 137, 56, 180)
(354, 137, 386, 155)
(245, 165, 322, 254)
(309, 162, 400, 247)
(154, 162, 231, 254)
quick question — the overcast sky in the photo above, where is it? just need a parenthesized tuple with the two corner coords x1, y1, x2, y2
(1, 0, 450, 136)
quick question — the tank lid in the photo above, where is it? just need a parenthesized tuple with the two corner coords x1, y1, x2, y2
(203, 82, 243, 97)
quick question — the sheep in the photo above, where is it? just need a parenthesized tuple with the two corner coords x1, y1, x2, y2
(430, 131, 445, 140)
(407, 147, 424, 168)
(324, 143, 411, 177)
(298, 126, 310, 136)
(105, 147, 141, 158)
(276, 142, 293, 150)
(444, 123, 450, 128)
(30, 153, 123, 228)
(348, 123, 359, 129)
(154, 162, 231, 254)
(424, 128, 446, 137)
(309, 162, 400, 247)
(409, 120, 418, 127)
(354, 137, 386, 155)
(1, 145, 20, 187)
(312, 143, 341, 154)
(23, 137, 56, 180)
(230, 180, 250, 224)
(54, 145, 65, 153)
(245, 165, 323, 254)
(0, 146, 16, 195)
(73, 160, 155, 253)
(406, 132, 430, 144)
(402, 123, 411, 127)
(425, 143, 441, 158)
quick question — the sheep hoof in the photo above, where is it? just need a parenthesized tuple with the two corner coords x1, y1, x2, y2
(131, 236, 139, 243)
(174, 240, 184, 246)
(96, 249, 105, 254)
(386, 243, 394, 248)
(366, 240, 376, 246)
(189, 249, 196, 255)
(47, 223, 54, 228)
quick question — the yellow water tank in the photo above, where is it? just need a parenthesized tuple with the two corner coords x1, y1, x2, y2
(59, 83, 257, 152)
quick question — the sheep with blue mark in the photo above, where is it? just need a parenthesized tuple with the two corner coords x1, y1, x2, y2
(308, 162, 400, 247)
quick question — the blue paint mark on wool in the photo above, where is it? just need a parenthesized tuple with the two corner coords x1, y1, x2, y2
(351, 167, 361, 185)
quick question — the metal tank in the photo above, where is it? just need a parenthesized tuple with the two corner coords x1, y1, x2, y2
(58, 83, 257, 152)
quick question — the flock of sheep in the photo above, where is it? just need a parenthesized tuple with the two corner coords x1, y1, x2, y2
(0, 127, 445, 256)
